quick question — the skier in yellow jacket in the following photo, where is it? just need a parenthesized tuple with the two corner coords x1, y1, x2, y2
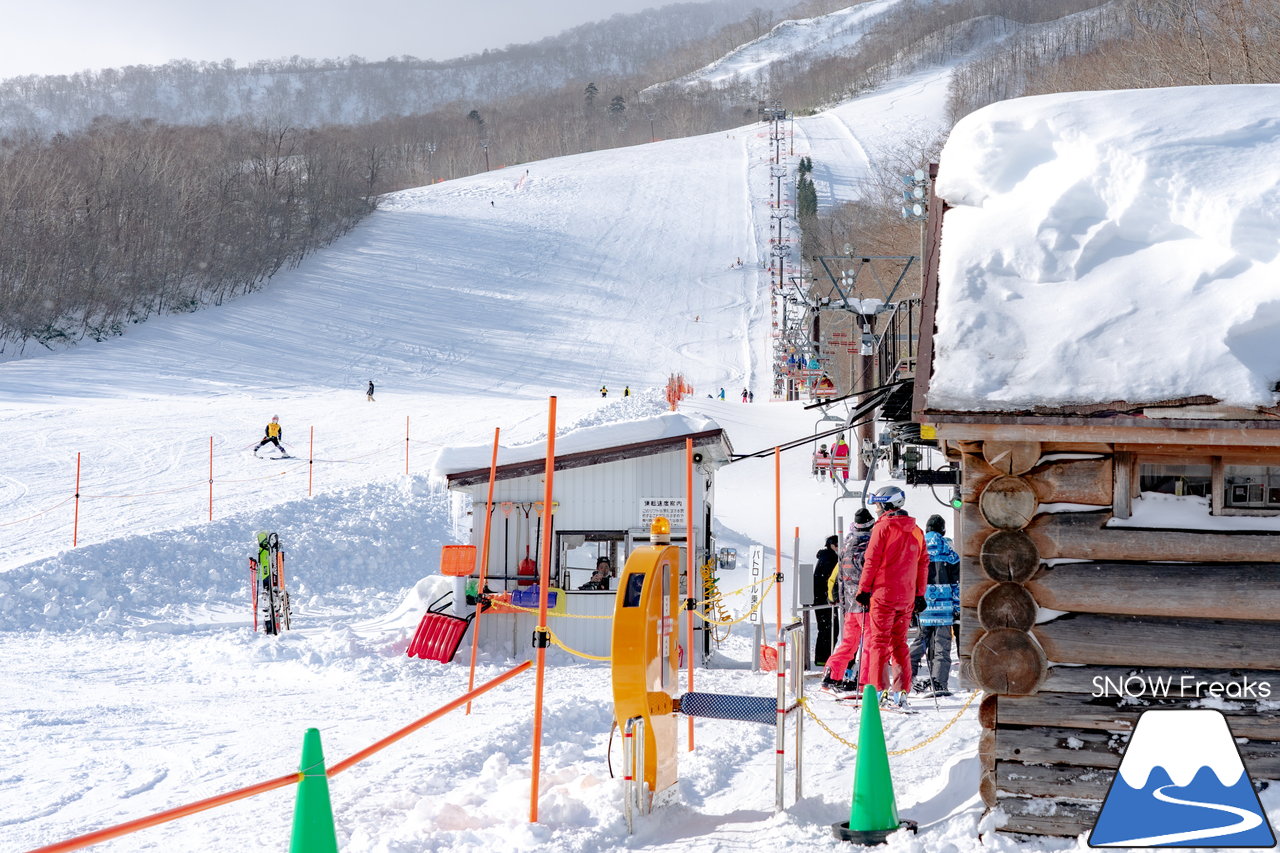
(254, 415, 286, 456)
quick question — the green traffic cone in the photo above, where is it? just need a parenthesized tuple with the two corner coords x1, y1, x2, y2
(832, 685, 916, 844)
(290, 728, 340, 853)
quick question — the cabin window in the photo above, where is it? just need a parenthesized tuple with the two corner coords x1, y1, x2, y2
(1129, 458, 1280, 517)
(1224, 465, 1280, 509)
(1138, 463, 1212, 498)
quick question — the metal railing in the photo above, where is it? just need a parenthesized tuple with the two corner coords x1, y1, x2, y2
(875, 297, 922, 388)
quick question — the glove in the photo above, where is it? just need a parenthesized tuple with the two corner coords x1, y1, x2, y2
(913, 595, 927, 614)
(855, 591, 872, 608)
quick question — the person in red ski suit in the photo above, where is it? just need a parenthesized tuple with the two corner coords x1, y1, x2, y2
(856, 486, 929, 696)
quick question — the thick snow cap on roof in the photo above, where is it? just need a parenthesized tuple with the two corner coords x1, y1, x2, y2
(928, 84, 1280, 413)
(432, 411, 723, 479)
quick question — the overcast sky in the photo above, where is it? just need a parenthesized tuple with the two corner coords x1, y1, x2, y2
(0, 0, 666, 80)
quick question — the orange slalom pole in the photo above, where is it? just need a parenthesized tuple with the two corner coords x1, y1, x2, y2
(530, 395, 556, 824)
(685, 437, 696, 751)
(72, 452, 81, 548)
(467, 427, 501, 714)
(329, 660, 532, 776)
(26, 771, 302, 853)
(208, 436, 214, 522)
(308, 426, 315, 496)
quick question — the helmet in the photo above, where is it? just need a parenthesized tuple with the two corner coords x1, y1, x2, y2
(271, 415, 279, 422)
(868, 485, 906, 510)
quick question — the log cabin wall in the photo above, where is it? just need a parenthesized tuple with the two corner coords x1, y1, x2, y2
(954, 438, 1280, 838)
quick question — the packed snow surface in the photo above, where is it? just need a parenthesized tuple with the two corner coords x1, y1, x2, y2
(2, 56, 1276, 853)
(929, 85, 1280, 412)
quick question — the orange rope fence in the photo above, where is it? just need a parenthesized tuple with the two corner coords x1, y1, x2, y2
(25, 661, 533, 853)
(0, 422, 442, 548)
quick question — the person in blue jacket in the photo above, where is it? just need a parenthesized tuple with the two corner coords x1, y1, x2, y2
(910, 514, 960, 696)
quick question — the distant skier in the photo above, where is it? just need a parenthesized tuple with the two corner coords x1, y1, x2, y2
(718, 387, 725, 400)
(623, 386, 631, 397)
(366, 380, 375, 402)
(254, 415, 286, 457)
(600, 385, 608, 397)
(741, 388, 749, 402)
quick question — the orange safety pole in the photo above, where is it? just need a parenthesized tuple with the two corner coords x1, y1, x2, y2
(530, 395, 556, 823)
(208, 436, 214, 522)
(26, 771, 302, 853)
(329, 660, 532, 776)
(308, 426, 315, 496)
(405, 416, 410, 476)
(467, 427, 501, 714)
(685, 437, 696, 751)
(72, 452, 81, 547)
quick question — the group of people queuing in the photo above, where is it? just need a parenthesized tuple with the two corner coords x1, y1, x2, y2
(811, 486, 960, 710)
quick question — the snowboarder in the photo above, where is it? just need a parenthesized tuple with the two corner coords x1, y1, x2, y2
(856, 485, 929, 710)
(821, 508, 875, 693)
(366, 380, 375, 402)
(812, 535, 839, 667)
(254, 416, 286, 456)
(910, 515, 960, 697)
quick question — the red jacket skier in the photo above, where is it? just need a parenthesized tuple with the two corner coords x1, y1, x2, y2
(856, 485, 929, 705)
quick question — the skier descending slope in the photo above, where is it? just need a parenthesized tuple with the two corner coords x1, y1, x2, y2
(253, 415, 290, 457)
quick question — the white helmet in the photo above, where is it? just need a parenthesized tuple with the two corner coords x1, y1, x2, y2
(868, 485, 906, 510)
(272, 415, 279, 422)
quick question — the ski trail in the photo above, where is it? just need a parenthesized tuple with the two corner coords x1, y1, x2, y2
(1094, 784, 1265, 846)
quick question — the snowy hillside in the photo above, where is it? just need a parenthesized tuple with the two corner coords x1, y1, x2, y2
(3, 46, 1275, 853)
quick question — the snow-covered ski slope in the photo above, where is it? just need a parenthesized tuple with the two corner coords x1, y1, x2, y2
(5, 27, 1272, 852)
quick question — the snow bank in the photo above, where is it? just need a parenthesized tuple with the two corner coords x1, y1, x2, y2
(930, 85, 1280, 412)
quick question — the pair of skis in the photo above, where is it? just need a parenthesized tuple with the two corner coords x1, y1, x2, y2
(249, 531, 291, 635)
(815, 685, 919, 714)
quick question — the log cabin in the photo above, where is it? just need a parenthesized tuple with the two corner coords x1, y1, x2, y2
(909, 87, 1280, 838)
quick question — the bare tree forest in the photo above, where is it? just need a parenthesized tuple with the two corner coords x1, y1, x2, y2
(0, 120, 378, 353)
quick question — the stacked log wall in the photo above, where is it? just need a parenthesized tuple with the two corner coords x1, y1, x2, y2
(956, 439, 1280, 838)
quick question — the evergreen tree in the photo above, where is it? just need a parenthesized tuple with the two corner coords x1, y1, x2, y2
(608, 95, 626, 114)
(797, 174, 818, 217)
(584, 82, 599, 110)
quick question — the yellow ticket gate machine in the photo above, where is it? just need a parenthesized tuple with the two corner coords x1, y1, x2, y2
(611, 517, 680, 819)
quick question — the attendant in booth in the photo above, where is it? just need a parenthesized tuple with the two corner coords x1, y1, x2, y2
(579, 556, 613, 590)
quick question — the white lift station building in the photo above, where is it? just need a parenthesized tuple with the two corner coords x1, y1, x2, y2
(433, 411, 734, 663)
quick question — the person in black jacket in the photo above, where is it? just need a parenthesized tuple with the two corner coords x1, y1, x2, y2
(812, 534, 839, 666)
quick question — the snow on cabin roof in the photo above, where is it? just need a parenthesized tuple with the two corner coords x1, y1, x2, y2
(927, 84, 1280, 415)
(433, 411, 731, 487)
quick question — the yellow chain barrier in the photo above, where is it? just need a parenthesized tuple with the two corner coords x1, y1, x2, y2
(692, 576, 777, 626)
(797, 689, 981, 756)
(491, 600, 614, 620)
(700, 557, 733, 642)
(537, 625, 612, 661)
